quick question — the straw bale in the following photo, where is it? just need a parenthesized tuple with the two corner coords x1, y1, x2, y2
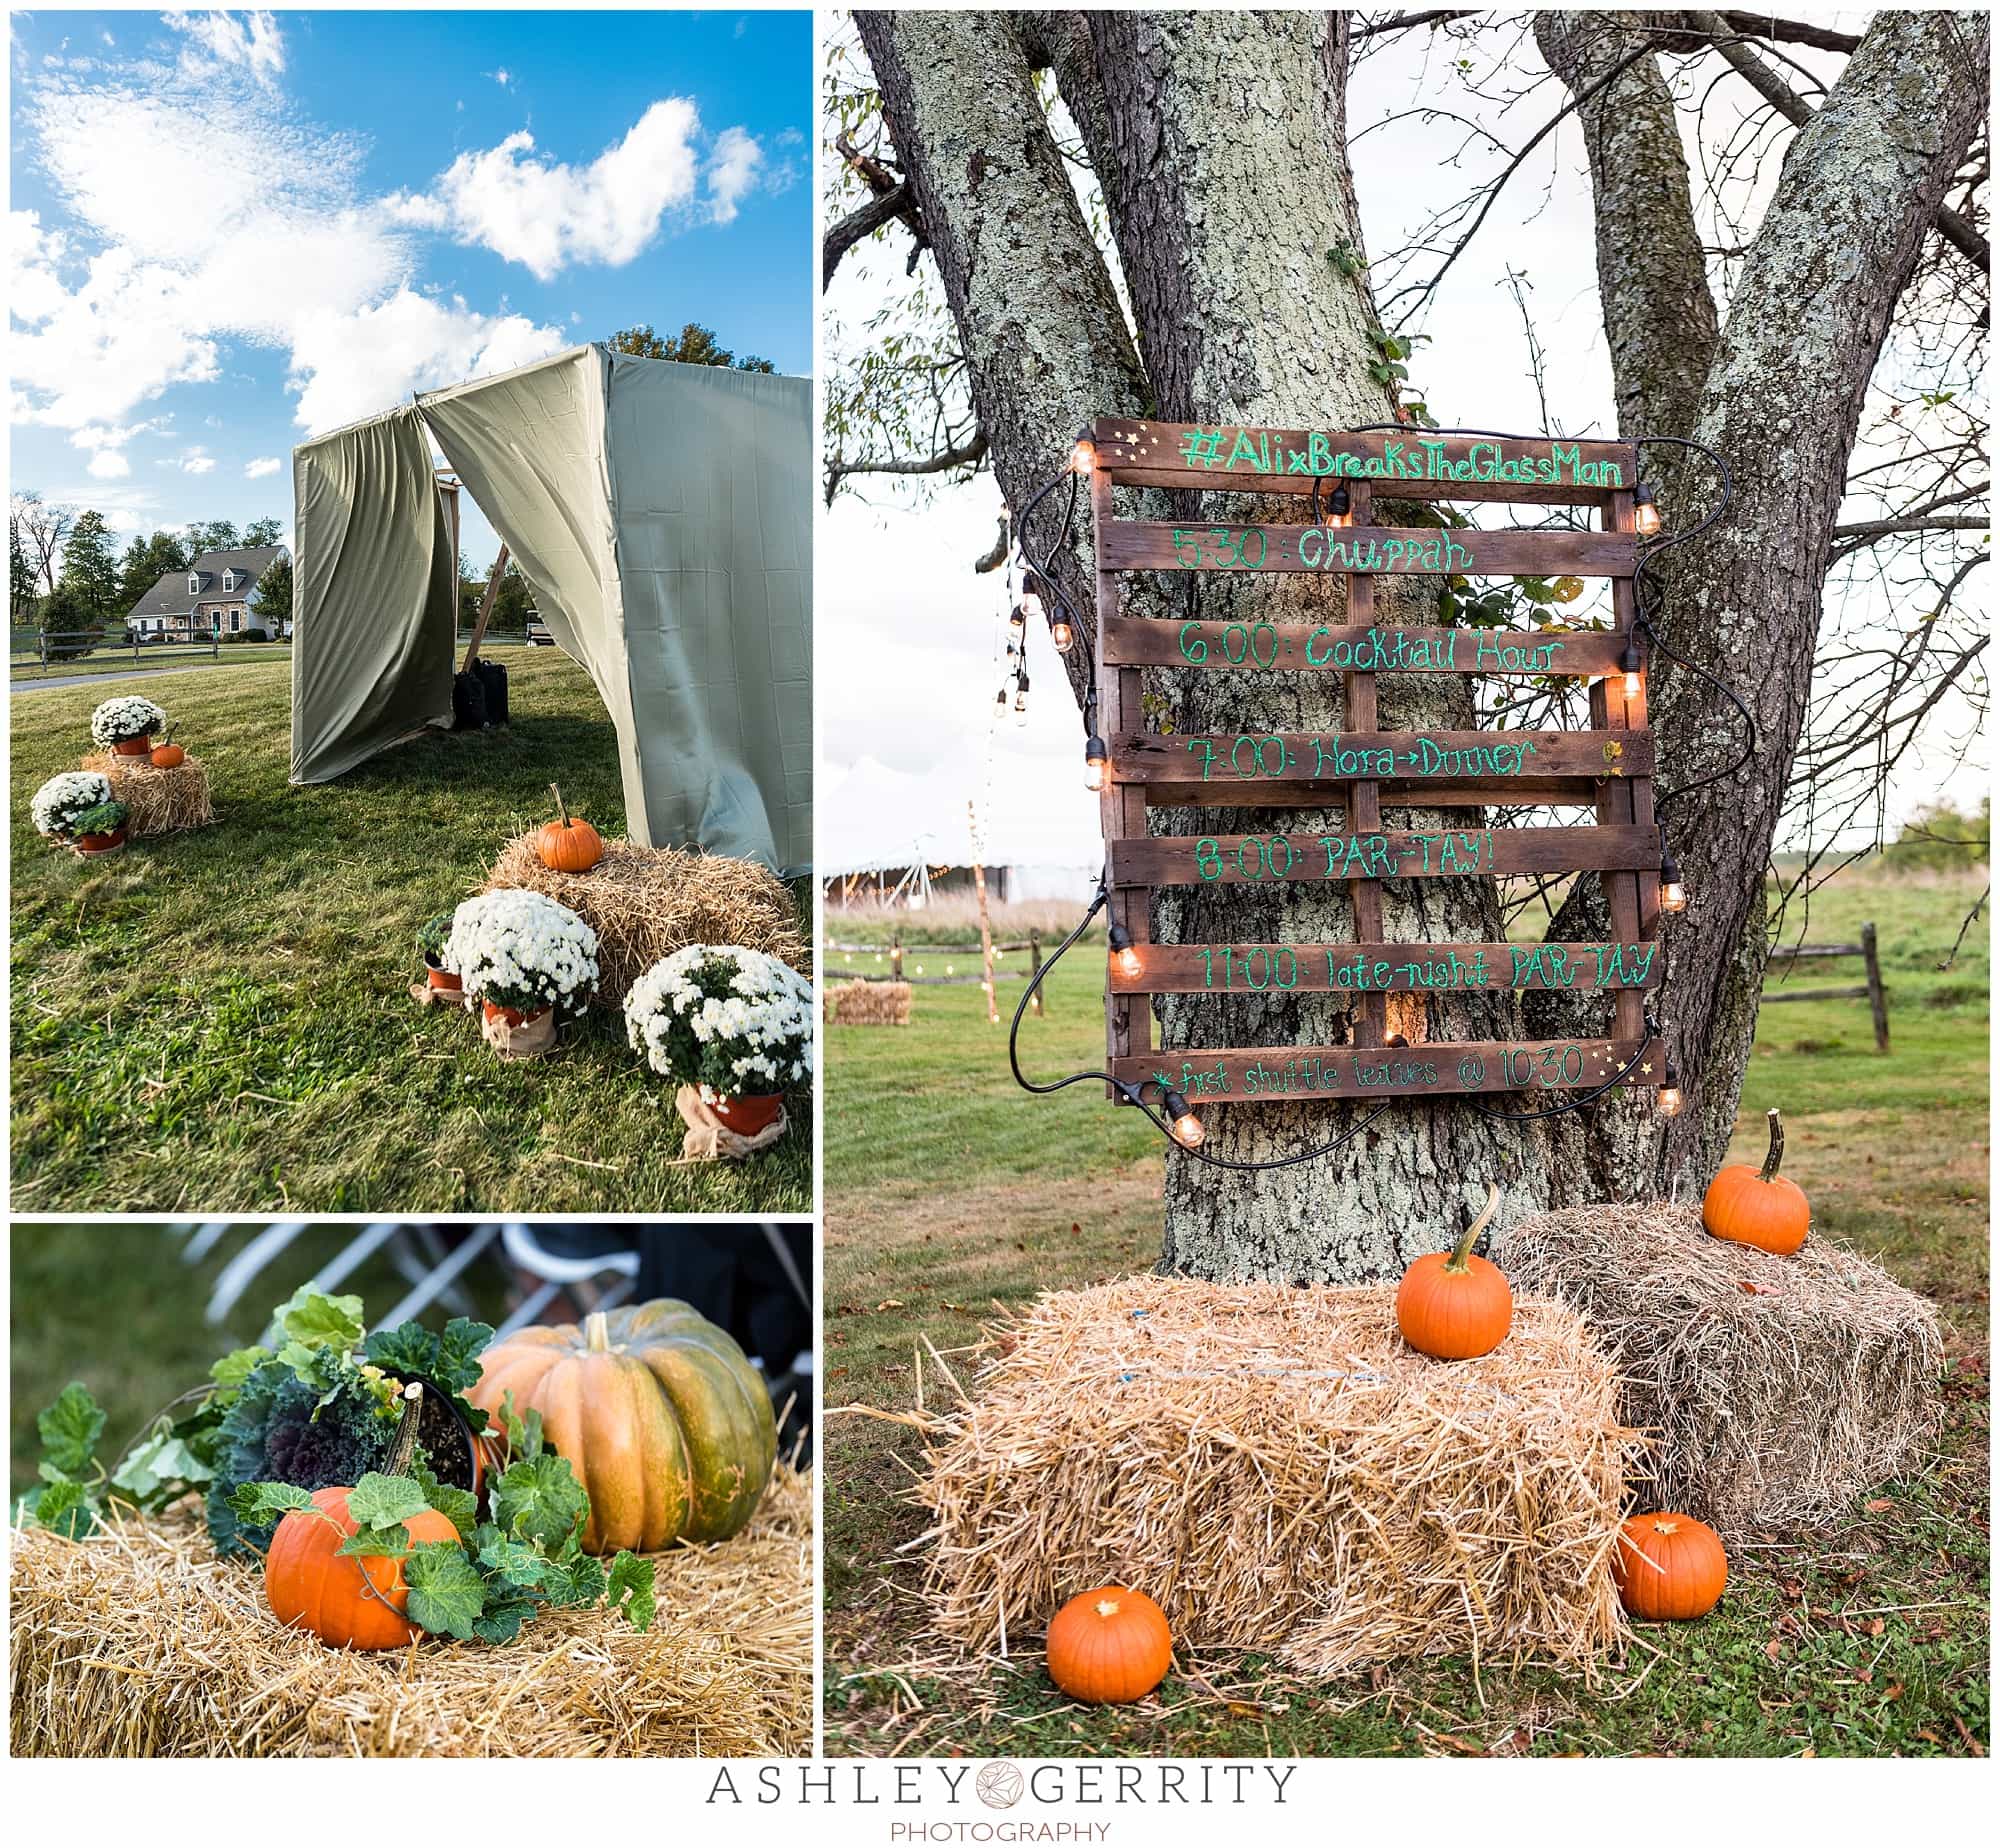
(483, 833, 807, 1008)
(914, 1278, 1643, 1677)
(1490, 1204, 1944, 1538)
(9, 1464, 812, 1758)
(81, 750, 215, 835)
(824, 979, 912, 1026)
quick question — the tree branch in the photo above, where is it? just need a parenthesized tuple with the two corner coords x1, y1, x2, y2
(822, 430, 987, 506)
(1688, 10, 1991, 270)
(823, 130, 931, 290)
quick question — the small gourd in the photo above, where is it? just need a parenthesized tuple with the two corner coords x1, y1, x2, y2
(149, 737, 186, 769)
(1045, 1586, 1173, 1704)
(1613, 1512, 1728, 1621)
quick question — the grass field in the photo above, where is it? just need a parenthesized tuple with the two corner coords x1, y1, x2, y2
(10, 655, 811, 1213)
(823, 865, 1990, 1757)
(8, 1225, 513, 1502)
(9, 643, 294, 684)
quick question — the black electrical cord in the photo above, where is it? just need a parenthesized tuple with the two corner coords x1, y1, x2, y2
(1006, 879, 1397, 1170)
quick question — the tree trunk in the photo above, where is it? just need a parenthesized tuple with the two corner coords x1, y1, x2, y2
(855, 6, 1987, 1278)
(1535, 8, 1989, 1180)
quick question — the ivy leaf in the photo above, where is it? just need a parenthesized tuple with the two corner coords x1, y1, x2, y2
(434, 1319, 496, 1397)
(472, 1589, 539, 1646)
(540, 1552, 607, 1608)
(491, 1454, 589, 1551)
(402, 1541, 487, 1641)
(28, 1478, 96, 1539)
(605, 1553, 657, 1632)
(112, 1427, 214, 1499)
(335, 1524, 415, 1559)
(38, 1383, 106, 1478)
(496, 1391, 544, 1462)
(273, 1286, 365, 1356)
(476, 1528, 555, 1590)
(410, 1456, 478, 1541)
(346, 1472, 430, 1529)
(209, 1347, 270, 1394)
(229, 1481, 320, 1525)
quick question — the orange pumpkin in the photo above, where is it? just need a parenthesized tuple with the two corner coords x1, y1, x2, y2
(536, 782, 603, 873)
(264, 1385, 458, 1650)
(1703, 1107, 1809, 1255)
(149, 740, 186, 769)
(1396, 1182, 1511, 1359)
(1046, 1586, 1173, 1703)
(470, 1302, 776, 1554)
(1613, 1512, 1728, 1621)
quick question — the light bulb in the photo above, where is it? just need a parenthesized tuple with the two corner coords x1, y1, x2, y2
(1633, 484, 1663, 539)
(1108, 923, 1141, 981)
(1659, 851, 1687, 915)
(994, 684, 1009, 713)
(1071, 431, 1096, 475)
(1621, 637, 1643, 701)
(1050, 617, 1075, 653)
(1021, 586, 1044, 623)
(1164, 1089, 1204, 1149)
(1328, 484, 1354, 528)
(1083, 732, 1108, 792)
(1657, 1067, 1684, 1118)
(1014, 674, 1030, 722)
(1008, 605, 1026, 639)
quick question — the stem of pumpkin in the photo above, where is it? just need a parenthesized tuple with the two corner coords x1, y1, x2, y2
(1759, 1107, 1785, 1184)
(383, 1380, 424, 1478)
(585, 1311, 611, 1354)
(1444, 1182, 1500, 1272)
(550, 782, 571, 828)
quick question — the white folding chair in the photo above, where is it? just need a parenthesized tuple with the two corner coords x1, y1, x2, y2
(495, 1225, 640, 1335)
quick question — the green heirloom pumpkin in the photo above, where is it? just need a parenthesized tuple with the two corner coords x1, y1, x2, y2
(470, 1300, 776, 1553)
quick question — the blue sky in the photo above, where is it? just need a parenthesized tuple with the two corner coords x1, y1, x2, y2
(10, 9, 809, 564)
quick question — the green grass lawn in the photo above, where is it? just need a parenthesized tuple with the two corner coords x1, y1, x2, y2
(10, 643, 295, 683)
(823, 865, 1989, 1757)
(10, 655, 810, 1213)
(8, 1225, 512, 1502)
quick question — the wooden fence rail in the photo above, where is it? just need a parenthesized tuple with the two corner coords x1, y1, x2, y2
(826, 932, 1049, 1014)
(1762, 920, 1889, 1051)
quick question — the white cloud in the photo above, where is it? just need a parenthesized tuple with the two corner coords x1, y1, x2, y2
(176, 446, 217, 475)
(164, 10, 285, 85)
(705, 126, 764, 225)
(245, 456, 282, 478)
(490, 68, 511, 87)
(87, 449, 131, 479)
(409, 99, 707, 280)
(288, 286, 565, 435)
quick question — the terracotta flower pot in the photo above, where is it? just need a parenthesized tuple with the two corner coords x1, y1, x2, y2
(711, 1093, 784, 1137)
(425, 954, 462, 994)
(482, 999, 550, 1029)
(111, 735, 153, 757)
(74, 827, 127, 856)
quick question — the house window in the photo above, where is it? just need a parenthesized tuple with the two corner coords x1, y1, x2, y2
(222, 570, 237, 593)
(230, 608, 242, 633)
(188, 573, 201, 595)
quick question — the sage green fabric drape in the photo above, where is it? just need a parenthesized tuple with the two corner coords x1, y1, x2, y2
(295, 344, 811, 874)
(289, 405, 458, 784)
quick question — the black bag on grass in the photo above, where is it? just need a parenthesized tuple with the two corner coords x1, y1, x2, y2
(473, 656, 509, 725)
(451, 670, 487, 730)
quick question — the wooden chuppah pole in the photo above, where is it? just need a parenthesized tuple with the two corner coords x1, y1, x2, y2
(461, 543, 510, 674)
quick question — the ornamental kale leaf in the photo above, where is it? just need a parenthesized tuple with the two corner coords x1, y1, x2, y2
(206, 1363, 393, 1557)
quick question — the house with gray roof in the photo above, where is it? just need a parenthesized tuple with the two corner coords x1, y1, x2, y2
(127, 546, 289, 640)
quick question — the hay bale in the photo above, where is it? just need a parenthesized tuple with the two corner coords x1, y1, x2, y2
(81, 750, 215, 835)
(1490, 1204, 1944, 1538)
(483, 833, 807, 1007)
(9, 1465, 812, 1758)
(824, 979, 912, 1026)
(914, 1278, 1642, 1677)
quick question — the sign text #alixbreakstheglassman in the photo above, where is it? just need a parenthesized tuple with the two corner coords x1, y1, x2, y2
(1170, 429, 1624, 487)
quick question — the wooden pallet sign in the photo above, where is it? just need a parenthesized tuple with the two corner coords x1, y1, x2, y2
(1088, 416, 1663, 1107)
